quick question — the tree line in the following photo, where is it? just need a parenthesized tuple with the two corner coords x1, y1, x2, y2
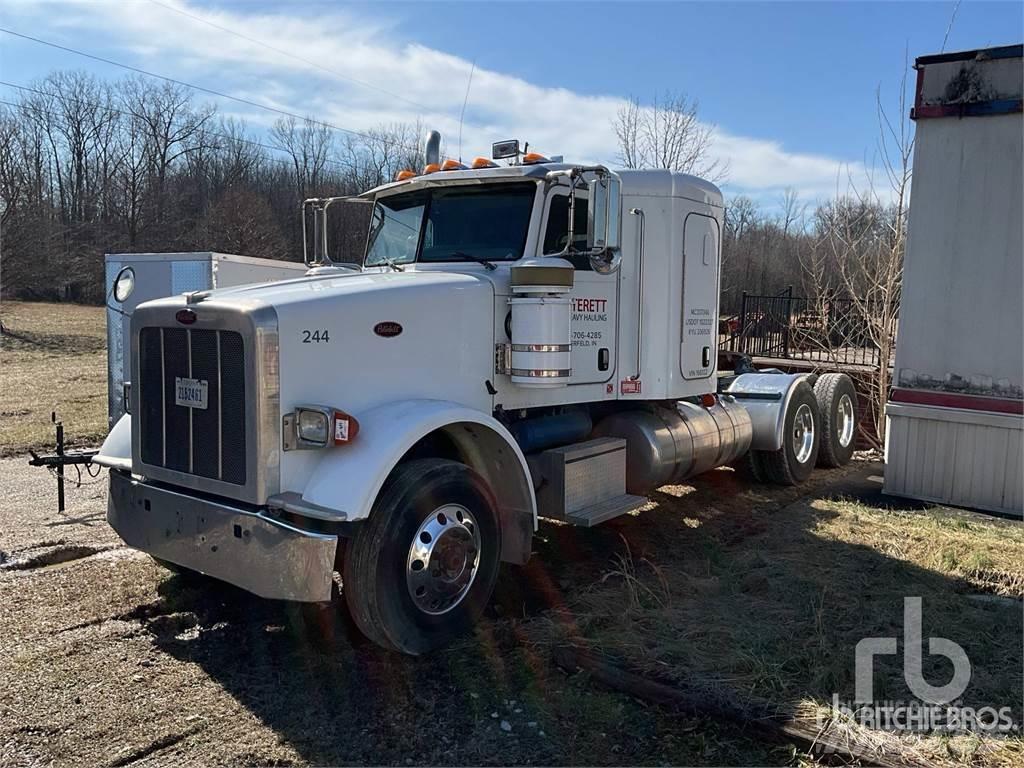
(0, 72, 904, 320)
(0, 70, 423, 302)
(0, 73, 908, 443)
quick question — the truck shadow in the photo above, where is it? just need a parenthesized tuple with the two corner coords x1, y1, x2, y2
(138, 463, 1023, 765)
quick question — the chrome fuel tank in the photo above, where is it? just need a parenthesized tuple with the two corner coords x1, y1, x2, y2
(594, 397, 752, 495)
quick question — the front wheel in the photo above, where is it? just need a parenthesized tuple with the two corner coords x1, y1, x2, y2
(343, 458, 501, 654)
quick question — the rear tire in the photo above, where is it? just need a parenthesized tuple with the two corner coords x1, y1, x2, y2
(755, 381, 821, 486)
(814, 373, 858, 467)
(343, 458, 501, 654)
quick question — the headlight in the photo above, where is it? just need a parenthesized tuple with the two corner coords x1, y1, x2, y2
(113, 266, 135, 303)
(296, 408, 330, 446)
(284, 406, 360, 451)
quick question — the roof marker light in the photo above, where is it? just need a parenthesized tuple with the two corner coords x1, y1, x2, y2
(422, 162, 441, 174)
(471, 157, 498, 169)
(395, 169, 416, 181)
(521, 152, 550, 165)
(441, 159, 467, 171)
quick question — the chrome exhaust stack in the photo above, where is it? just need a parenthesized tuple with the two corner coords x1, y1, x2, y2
(424, 130, 441, 166)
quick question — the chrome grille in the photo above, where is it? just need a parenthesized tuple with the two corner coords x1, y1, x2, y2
(138, 327, 247, 485)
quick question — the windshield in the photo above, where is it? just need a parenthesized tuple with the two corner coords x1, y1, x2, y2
(364, 190, 426, 267)
(364, 183, 536, 267)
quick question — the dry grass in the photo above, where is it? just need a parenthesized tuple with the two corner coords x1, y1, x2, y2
(521, 470, 1024, 767)
(0, 300, 108, 457)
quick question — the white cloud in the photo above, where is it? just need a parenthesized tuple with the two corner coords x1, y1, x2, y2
(8, 0, 880, 206)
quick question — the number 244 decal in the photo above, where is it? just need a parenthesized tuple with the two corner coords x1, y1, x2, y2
(302, 329, 330, 343)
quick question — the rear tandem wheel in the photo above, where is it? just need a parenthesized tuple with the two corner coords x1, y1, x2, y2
(748, 380, 822, 486)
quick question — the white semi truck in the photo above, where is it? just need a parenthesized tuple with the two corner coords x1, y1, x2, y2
(94, 136, 858, 654)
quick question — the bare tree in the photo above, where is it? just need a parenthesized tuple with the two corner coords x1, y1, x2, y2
(339, 120, 423, 191)
(613, 91, 727, 182)
(199, 186, 286, 259)
(800, 68, 914, 448)
(120, 77, 216, 229)
(271, 115, 333, 198)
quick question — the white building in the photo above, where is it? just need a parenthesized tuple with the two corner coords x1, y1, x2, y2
(885, 44, 1023, 516)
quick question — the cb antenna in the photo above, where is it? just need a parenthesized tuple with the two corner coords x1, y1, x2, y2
(458, 60, 476, 162)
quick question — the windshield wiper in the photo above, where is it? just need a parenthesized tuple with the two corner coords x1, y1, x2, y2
(373, 257, 404, 272)
(448, 251, 497, 271)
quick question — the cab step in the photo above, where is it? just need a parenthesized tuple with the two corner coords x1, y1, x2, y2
(565, 493, 647, 527)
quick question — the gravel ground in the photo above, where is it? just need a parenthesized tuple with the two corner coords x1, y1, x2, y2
(0, 455, 119, 566)
(0, 456, 788, 767)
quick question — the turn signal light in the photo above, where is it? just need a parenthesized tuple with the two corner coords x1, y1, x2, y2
(422, 162, 441, 174)
(471, 157, 498, 169)
(521, 152, 550, 164)
(395, 169, 416, 181)
(332, 410, 359, 445)
(287, 405, 360, 450)
(441, 159, 467, 171)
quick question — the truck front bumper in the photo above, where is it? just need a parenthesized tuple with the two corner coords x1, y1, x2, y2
(108, 470, 337, 602)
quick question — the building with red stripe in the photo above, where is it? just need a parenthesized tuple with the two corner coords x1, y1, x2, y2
(885, 44, 1023, 516)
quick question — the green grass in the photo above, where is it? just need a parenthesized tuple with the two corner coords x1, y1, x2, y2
(521, 482, 1024, 767)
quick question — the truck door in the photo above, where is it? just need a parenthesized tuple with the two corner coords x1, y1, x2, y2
(541, 193, 618, 385)
(680, 212, 720, 380)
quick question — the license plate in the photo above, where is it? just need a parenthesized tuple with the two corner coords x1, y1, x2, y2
(175, 377, 208, 409)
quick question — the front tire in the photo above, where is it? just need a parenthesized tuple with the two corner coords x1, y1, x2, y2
(343, 458, 501, 654)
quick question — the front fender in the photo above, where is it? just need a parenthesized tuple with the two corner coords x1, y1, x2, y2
(94, 414, 131, 470)
(296, 399, 537, 564)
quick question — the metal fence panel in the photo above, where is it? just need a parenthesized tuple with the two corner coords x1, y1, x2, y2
(721, 290, 880, 367)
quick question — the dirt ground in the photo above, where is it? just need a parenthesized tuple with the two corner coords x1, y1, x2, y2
(1, 301, 1020, 765)
(2, 453, 1022, 768)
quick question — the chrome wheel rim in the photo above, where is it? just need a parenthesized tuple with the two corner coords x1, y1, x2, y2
(406, 504, 481, 615)
(837, 393, 855, 448)
(792, 403, 815, 464)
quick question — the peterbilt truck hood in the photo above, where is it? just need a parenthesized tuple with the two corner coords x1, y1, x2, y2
(130, 267, 498, 498)
(185, 267, 489, 310)
(177, 267, 498, 413)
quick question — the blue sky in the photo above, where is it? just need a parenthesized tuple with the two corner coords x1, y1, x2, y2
(1, 1, 1020, 207)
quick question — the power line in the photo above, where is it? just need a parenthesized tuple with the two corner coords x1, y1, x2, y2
(0, 85, 372, 177)
(0, 95, 300, 176)
(0, 26, 423, 155)
(0, 81, 365, 174)
(145, 0, 432, 113)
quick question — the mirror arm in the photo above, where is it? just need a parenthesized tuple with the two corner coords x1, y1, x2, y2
(301, 196, 374, 269)
(301, 199, 310, 266)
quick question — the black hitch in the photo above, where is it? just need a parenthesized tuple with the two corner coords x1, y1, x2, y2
(27, 412, 100, 513)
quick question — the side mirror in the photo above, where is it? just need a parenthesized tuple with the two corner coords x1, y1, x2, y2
(587, 175, 621, 273)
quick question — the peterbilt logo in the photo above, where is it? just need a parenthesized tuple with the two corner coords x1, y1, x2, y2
(374, 321, 403, 338)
